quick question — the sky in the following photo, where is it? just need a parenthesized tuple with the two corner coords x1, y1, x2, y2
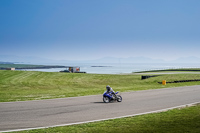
(0, 0, 200, 61)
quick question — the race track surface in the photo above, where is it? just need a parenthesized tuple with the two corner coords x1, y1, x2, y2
(0, 85, 200, 132)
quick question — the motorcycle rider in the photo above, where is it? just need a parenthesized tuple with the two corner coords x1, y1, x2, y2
(106, 85, 116, 99)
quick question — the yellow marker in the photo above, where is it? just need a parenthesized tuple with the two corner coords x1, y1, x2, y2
(162, 80, 166, 85)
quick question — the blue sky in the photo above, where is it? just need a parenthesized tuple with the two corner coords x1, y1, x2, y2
(0, 0, 200, 61)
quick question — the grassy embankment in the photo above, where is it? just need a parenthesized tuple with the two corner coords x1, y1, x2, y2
(16, 104, 200, 133)
(1, 70, 200, 102)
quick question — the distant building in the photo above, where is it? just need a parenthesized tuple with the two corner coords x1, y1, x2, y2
(69, 67, 80, 73)
(6, 68, 15, 70)
(60, 67, 86, 73)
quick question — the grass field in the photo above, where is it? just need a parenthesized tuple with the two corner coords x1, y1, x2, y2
(1, 70, 200, 102)
(16, 104, 200, 133)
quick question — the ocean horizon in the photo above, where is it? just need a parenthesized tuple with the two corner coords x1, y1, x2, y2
(22, 63, 200, 74)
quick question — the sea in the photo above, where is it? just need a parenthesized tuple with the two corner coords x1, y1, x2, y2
(23, 63, 200, 74)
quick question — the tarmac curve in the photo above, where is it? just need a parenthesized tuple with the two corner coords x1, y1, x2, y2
(0, 85, 200, 132)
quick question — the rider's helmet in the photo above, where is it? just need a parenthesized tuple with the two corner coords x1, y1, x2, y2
(106, 85, 110, 92)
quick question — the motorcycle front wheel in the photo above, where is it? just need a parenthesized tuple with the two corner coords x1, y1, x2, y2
(103, 96, 110, 103)
(117, 95, 122, 102)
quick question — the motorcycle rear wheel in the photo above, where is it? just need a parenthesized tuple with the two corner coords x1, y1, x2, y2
(103, 96, 110, 103)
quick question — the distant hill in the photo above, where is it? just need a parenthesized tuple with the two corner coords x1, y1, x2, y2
(0, 61, 14, 64)
(0, 55, 200, 64)
(88, 56, 165, 63)
(77, 56, 200, 63)
(0, 55, 54, 64)
(170, 56, 200, 63)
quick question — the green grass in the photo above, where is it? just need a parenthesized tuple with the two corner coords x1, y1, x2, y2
(16, 104, 200, 133)
(0, 70, 200, 102)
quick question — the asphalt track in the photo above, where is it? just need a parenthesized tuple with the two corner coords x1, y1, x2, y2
(0, 85, 200, 132)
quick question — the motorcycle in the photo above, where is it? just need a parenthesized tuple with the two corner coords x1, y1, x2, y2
(103, 91, 122, 103)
